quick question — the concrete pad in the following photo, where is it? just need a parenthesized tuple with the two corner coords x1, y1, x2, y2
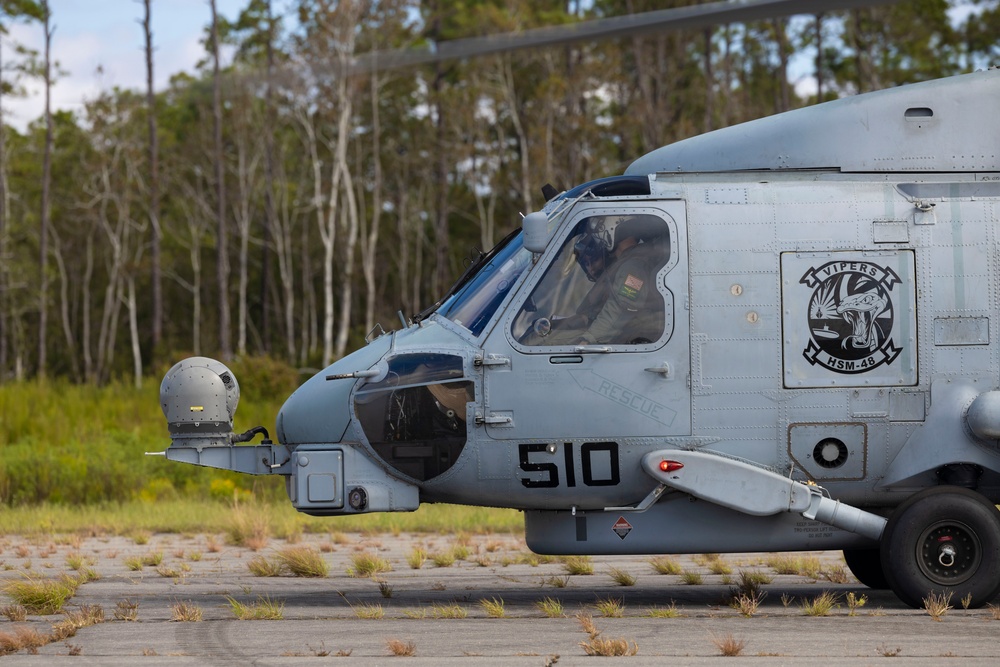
(1, 531, 998, 665)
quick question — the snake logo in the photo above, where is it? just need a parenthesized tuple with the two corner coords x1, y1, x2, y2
(799, 261, 902, 374)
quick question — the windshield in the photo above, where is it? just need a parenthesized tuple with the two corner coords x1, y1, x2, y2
(436, 230, 531, 336)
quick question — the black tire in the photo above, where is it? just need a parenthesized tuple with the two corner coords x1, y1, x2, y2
(843, 548, 890, 590)
(880, 486, 1000, 608)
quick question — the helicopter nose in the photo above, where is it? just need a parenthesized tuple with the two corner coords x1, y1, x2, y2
(277, 371, 355, 445)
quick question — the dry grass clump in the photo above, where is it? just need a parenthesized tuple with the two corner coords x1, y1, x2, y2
(386, 638, 416, 656)
(801, 591, 839, 616)
(730, 591, 764, 618)
(407, 548, 427, 569)
(922, 591, 953, 621)
(170, 600, 203, 622)
(0, 604, 27, 622)
(479, 597, 506, 618)
(227, 595, 284, 620)
(988, 603, 1000, 620)
(649, 556, 682, 575)
(430, 602, 467, 619)
(608, 567, 637, 586)
(681, 571, 703, 585)
(646, 602, 682, 618)
(348, 552, 392, 578)
(226, 498, 270, 551)
(352, 602, 385, 620)
(712, 632, 747, 657)
(3, 575, 78, 615)
(536, 596, 564, 618)
(576, 613, 638, 657)
(594, 597, 624, 618)
(766, 554, 821, 579)
(51, 604, 105, 640)
(562, 555, 594, 575)
(276, 546, 329, 578)
(708, 558, 733, 575)
(114, 598, 139, 622)
(430, 550, 456, 568)
(0, 626, 50, 655)
(247, 555, 284, 577)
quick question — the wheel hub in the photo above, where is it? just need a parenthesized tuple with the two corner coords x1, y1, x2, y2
(917, 520, 981, 586)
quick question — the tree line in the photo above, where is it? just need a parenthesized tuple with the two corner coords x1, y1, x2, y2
(0, 0, 997, 384)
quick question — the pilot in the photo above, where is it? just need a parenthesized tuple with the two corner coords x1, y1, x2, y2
(544, 215, 661, 345)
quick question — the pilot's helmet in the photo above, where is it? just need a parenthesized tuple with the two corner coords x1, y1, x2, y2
(573, 215, 629, 281)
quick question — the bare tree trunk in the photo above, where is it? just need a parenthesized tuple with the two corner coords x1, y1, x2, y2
(260, 0, 275, 354)
(144, 0, 162, 365)
(271, 165, 296, 362)
(815, 13, 824, 100)
(0, 33, 7, 378)
(82, 234, 94, 378)
(702, 26, 714, 133)
(499, 57, 532, 215)
(774, 18, 791, 112)
(38, 0, 53, 378)
(210, 0, 231, 360)
(360, 72, 383, 335)
(127, 277, 141, 388)
(50, 228, 80, 381)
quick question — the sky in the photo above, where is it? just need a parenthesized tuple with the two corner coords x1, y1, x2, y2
(2, 0, 256, 131)
(1, 1, 984, 132)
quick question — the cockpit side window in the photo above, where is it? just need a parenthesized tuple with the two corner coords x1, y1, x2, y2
(354, 353, 472, 482)
(512, 214, 671, 346)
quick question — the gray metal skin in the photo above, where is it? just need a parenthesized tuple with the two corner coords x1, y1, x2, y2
(160, 70, 1000, 563)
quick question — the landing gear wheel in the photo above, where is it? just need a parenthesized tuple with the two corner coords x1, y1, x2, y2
(880, 486, 1000, 608)
(843, 548, 890, 590)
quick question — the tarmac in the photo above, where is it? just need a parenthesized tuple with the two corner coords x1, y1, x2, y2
(1, 530, 999, 665)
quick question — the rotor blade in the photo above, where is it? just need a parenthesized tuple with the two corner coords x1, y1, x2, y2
(351, 0, 902, 74)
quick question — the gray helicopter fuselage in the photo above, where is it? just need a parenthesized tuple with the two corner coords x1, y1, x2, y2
(159, 70, 1000, 562)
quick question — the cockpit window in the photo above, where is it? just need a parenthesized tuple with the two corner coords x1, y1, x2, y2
(354, 353, 472, 482)
(436, 231, 531, 336)
(512, 214, 670, 346)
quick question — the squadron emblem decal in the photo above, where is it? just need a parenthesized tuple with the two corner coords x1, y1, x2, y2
(800, 261, 902, 374)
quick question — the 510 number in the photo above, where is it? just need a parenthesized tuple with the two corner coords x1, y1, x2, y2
(518, 442, 620, 488)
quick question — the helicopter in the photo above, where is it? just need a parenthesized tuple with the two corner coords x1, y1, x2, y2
(154, 0, 1000, 609)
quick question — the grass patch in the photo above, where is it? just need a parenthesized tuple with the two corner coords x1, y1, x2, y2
(562, 556, 594, 575)
(712, 633, 747, 657)
(3, 575, 78, 614)
(407, 548, 427, 569)
(386, 638, 416, 656)
(352, 602, 385, 620)
(479, 597, 506, 618)
(536, 596, 564, 618)
(348, 552, 392, 578)
(608, 567, 636, 586)
(276, 546, 329, 577)
(227, 595, 285, 620)
(645, 602, 682, 618)
(648, 556, 682, 575)
(801, 591, 839, 616)
(170, 600, 203, 622)
(680, 571, 703, 585)
(430, 602, 467, 619)
(923, 591, 952, 621)
(580, 635, 639, 657)
(114, 598, 139, 621)
(0, 499, 523, 536)
(247, 555, 284, 577)
(594, 596, 624, 618)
